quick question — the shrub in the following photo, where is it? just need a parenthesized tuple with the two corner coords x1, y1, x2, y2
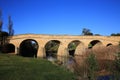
(86, 53, 98, 80)
(113, 52, 120, 80)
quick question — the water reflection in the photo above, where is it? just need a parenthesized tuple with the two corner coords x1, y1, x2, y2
(67, 56, 75, 64)
(47, 56, 57, 61)
(97, 75, 114, 80)
(47, 55, 75, 66)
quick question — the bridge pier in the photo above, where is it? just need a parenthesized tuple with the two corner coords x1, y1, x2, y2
(57, 42, 69, 61)
(15, 47, 19, 54)
(75, 44, 86, 55)
(37, 47, 44, 58)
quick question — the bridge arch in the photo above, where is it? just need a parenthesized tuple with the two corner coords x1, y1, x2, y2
(106, 43, 112, 47)
(88, 40, 103, 49)
(7, 43, 15, 53)
(1, 43, 15, 53)
(44, 40, 61, 60)
(19, 39, 39, 57)
(67, 40, 81, 57)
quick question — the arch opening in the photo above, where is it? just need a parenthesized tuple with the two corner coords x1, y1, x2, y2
(19, 39, 39, 58)
(68, 40, 80, 57)
(88, 40, 102, 49)
(106, 43, 112, 47)
(45, 40, 60, 60)
(1, 43, 15, 53)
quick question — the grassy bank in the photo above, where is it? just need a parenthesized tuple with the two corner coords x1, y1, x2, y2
(0, 54, 75, 80)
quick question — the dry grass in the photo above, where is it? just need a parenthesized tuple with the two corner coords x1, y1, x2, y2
(72, 45, 120, 79)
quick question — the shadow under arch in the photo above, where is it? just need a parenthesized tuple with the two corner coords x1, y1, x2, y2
(45, 40, 60, 60)
(1, 43, 15, 53)
(19, 39, 39, 58)
(68, 40, 81, 57)
(88, 40, 102, 49)
(106, 43, 112, 47)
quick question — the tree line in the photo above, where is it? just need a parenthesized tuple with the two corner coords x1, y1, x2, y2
(0, 10, 14, 52)
(81, 28, 120, 36)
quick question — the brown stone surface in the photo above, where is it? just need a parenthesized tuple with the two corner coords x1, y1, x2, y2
(8, 34, 120, 59)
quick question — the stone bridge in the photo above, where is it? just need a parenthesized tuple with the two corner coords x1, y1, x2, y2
(9, 34, 120, 58)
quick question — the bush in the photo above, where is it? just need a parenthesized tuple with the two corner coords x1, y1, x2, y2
(113, 52, 120, 80)
(86, 53, 98, 80)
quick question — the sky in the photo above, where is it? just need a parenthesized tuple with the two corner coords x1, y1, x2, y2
(0, 0, 120, 36)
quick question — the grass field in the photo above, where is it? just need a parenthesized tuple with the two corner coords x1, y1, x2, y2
(0, 54, 75, 80)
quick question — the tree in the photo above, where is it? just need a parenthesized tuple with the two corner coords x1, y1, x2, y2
(0, 10, 3, 32)
(8, 16, 14, 36)
(0, 10, 9, 46)
(0, 10, 14, 52)
(111, 33, 120, 36)
(0, 31, 9, 45)
(82, 28, 93, 35)
(68, 43, 76, 51)
(94, 34, 101, 36)
(0, 31, 9, 52)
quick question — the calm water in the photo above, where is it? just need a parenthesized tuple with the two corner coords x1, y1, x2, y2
(97, 75, 114, 80)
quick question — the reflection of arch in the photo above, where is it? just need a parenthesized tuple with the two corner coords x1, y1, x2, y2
(88, 40, 102, 49)
(106, 43, 112, 47)
(45, 40, 60, 59)
(68, 40, 81, 56)
(2, 43, 15, 53)
(19, 39, 39, 57)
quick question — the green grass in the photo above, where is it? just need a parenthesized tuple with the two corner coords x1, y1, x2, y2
(0, 54, 75, 80)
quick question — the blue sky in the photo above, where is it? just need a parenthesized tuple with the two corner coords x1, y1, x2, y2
(0, 0, 120, 35)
